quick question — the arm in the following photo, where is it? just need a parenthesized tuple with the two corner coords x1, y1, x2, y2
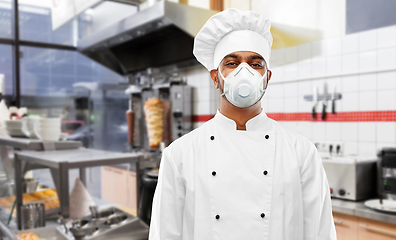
(301, 145, 337, 240)
(149, 147, 186, 240)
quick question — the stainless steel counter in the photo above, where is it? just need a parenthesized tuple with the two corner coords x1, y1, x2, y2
(332, 198, 396, 225)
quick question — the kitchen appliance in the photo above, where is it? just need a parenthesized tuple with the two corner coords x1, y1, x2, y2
(126, 75, 192, 150)
(77, 1, 217, 75)
(322, 156, 377, 201)
(377, 148, 396, 200)
(56, 207, 148, 240)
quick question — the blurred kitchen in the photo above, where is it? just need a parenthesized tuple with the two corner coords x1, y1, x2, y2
(0, 0, 395, 239)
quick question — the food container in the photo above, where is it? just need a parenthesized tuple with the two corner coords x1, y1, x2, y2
(23, 178, 39, 193)
(21, 203, 45, 230)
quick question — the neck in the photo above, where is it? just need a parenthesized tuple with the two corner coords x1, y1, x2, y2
(219, 96, 262, 131)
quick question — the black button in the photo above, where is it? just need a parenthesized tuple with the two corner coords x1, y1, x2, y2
(215, 215, 220, 220)
(261, 213, 265, 218)
(212, 171, 216, 176)
(263, 170, 268, 175)
(265, 135, 269, 139)
(178, 133, 182, 137)
(178, 125, 182, 130)
(210, 136, 215, 140)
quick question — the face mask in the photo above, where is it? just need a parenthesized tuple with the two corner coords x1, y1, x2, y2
(219, 62, 268, 108)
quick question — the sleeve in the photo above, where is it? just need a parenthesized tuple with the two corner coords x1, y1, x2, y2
(301, 145, 337, 240)
(149, 147, 186, 240)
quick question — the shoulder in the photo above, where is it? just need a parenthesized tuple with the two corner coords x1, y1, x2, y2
(271, 120, 317, 165)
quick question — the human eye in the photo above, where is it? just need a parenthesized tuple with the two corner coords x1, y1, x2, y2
(226, 62, 237, 66)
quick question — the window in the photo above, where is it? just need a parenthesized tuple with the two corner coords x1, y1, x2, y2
(0, 0, 12, 39)
(0, 44, 13, 96)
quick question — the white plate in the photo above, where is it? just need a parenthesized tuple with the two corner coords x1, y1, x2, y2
(364, 199, 396, 214)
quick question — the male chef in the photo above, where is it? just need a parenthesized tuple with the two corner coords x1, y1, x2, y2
(149, 8, 336, 240)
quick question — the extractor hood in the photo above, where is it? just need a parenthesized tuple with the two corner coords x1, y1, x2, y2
(77, 1, 217, 75)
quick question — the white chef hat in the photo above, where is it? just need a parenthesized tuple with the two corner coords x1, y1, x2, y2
(193, 8, 273, 71)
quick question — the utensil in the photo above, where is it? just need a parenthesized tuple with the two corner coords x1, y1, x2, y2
(23, 178, 39, 193)
(331, 86, 336, 114)
(312, 86, 318, 119)
(21, 203, 45, 230)
(322, 83, 327, 120)
(89, 205, 99, 219)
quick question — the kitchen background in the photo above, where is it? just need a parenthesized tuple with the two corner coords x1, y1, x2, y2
(0, 0, 396, 239)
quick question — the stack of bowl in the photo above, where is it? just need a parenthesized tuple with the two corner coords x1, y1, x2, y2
(21, 117, 40, 139)
(4, 120, 25, 137)
(34, 118, 61, 141)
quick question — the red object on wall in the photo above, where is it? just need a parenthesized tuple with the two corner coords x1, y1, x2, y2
(192, 111, 396, 122)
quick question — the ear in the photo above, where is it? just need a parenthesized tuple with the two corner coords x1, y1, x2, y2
(267, 70, 272, 83)
(210, 70, 219, 89)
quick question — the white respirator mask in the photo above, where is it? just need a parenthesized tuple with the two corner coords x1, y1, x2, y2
(219, 62, 268, 108)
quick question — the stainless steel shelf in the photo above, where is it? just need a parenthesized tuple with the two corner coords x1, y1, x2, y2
(332, 198, 396, 225)
(0, 137, 82, 151)
(14, 149, 144, 230)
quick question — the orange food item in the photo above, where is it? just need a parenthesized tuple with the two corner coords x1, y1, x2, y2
(42, 198, 60, 210)
(144, 98, 164, 148)
(31, 191, 48, 200)
(16, 232, 41, 240)
(22, 194, 38, 203)
(42, 189, 57, 197)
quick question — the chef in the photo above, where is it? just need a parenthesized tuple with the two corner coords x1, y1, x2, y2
(149, 8, 336, 240)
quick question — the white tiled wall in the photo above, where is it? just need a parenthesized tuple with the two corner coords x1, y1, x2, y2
(266, 25, 396, 157)
(181, 24, 396, 158)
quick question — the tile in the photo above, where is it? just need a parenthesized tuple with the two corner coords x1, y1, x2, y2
(341, 122, 358, 141)
(266, 83, 284, 99)
(284, 97, 299, 113)
(377, 25, 396, 49)
(267, 98, 284, 113)
(341, 75, 359, 92)
(377, 47, 396, 70)
(283, 82, 298, 98)
(377, 122, 396, 143)
(341, 92, 359, 111)
(298, 42, 312, 61)
(358, 90, 376, 111)
(312, 40, 327, 57)
(283, 63, 298, 81)
(342, 33, 359, 54)
(270, 48, 286, 67)
(326, 37, 342, 56)
(285, 46, 298, 63)
(196, 100, 211, 115)
(326, 122, 341, 141)
(196, 87, 211, 102)
(271, 66, 284, 82)
(377, 142, 396, 153)
(326, 55, 342, 75)
(344, 141, 358, 156)
(358, 122, 376, 142)
(377, 71, 396, 90)
(358, 29, 377, 52)
(358, 142, 377, 158)
(358, 73, 376, 92)
(311, 57, 326, 76)
(312, 122, 326, 141)
(296, 122, 312, 139)
(359, 50, 377, 72)
(341, 53, 359, 74)
(377, 89, 396, 110)
(297, 59, 312, 79)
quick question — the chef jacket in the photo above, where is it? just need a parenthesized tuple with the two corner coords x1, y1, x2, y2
(149, 109, 336, 240)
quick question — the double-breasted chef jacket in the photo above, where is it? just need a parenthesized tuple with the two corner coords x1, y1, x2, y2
(149, 109, 337, 240)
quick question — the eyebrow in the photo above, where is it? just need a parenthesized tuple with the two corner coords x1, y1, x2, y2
(223, 54, 264, 61)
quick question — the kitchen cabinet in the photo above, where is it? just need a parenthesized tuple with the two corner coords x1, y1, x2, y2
(101, 166, 137, 213)
(333, 212, 396, 240)
(333, 212, 358, 240)
(358, 217, 396, 240)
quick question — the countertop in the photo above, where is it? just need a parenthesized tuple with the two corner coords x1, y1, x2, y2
(332, 198, 396, 225)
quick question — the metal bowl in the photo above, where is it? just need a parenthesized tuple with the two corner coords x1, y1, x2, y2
(23, 178, 39, 193)
(93, 207, 116, 219)
(72, 219, 89, 228)
(70, 226, 98, 239)
(104, 214, 128, 226)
